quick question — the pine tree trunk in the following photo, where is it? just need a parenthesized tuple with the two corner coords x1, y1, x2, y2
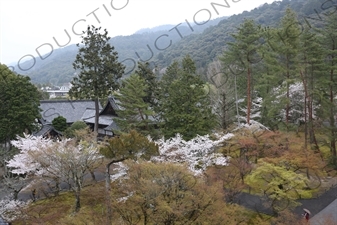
(308, 67, 322, 159)
(221, 93, 227, 129)
(247, 67, 251, 125)
(330, 66, 336, 166)
(303, 83, 310, 179)
(309, 65, 315, 144)
(329, 22, 337, 167)
(286, 59, 290, 130)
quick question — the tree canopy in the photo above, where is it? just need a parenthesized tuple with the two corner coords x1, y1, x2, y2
(245, 160, 311, 214)
(0, 64, 40, 144)
(111, 161, 248, 225)
(7, 132, 102, 212)
(158, 55, 216, 140)
(69, 25, 125, 132)
(52, 116, 67, 132)
(99, 130, 159, 223)
(115, 74, 156, 136)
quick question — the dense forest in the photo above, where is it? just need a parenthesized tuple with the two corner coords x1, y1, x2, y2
(153, 0, 326, 70)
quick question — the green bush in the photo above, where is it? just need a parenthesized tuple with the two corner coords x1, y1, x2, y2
(52, 116, 67, 132)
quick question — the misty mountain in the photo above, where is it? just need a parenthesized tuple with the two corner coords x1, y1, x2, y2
(135, 17, 227, 34)
(11, 16, 227, 85)
(10, 0, 322, 85)
(135, 25, 177, 34)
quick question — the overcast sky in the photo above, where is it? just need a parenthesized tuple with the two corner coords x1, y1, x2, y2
(0, 0, 277, 66)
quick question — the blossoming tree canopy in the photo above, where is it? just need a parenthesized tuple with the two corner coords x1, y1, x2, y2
(7, 133, 102, 212)
(8, 134, 101, 176)
(153, 133, 234, 175)
(8, 134, 54, 175)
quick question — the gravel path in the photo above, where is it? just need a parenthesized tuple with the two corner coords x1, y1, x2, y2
(309, 199, 337, 225)
(234, 183, 337, 223)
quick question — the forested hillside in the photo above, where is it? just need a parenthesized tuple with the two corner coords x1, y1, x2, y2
(153, 0, 324, 71)
(13, 17, 227, 85)
(12, 0, 324, 85)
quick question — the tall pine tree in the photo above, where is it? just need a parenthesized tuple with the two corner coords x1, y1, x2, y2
(221, 19, 263, 125)
(69, 25, 125, 132)
(115, 74, 156, 137)
(134, 62, 158, 107)
(158, 55, 216, 140)
(299, 25, 325, 153)
(262, 8, 301, 130)
(319, 11, 337, 166)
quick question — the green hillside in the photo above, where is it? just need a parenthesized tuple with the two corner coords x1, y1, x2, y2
(13, 18, 226, 85)
(153, 0, 324, 71)
(11, 0, 325, 85)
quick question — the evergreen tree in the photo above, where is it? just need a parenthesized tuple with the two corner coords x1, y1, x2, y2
(256, 27, 283, 129)
(156, 60, 180, 127)
(299, 25, 325, 153)
(319, 11, 337, 166)
(0, 64, 41, 173)
(220, 19, 263, 125)
(134, 62, 157, 107)
(69, 25, 125, 132)
(159, 61, 180, 95)
(158, 55, 216, 140)
(115, 74, 156, 137)
(0, 64, 41, 144)
(261, 8, 302, 130)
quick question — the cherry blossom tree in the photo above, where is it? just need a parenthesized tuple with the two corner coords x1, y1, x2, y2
(153, 133, 234, 175)
(270, 81, 319, 129)
(7, 133, 102, 212)
(0, 198, 29, 222)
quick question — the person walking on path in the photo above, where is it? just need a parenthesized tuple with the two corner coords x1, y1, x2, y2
(302, 208, 311, 222)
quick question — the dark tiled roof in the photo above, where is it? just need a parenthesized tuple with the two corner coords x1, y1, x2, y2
(80, 108, 96, 120)
(107, 97, 120, 112)
(40, 100, 102, 123)
(33, 124, 53, 136)
(36, 98, 121, 138)
(104, 121, 120, 131)
(83, 115, 117, 126)
(100, 97, 119, 116)
(33, 124, 62, 137)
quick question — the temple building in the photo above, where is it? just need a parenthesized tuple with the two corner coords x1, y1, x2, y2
(35, 97, 119, 138)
